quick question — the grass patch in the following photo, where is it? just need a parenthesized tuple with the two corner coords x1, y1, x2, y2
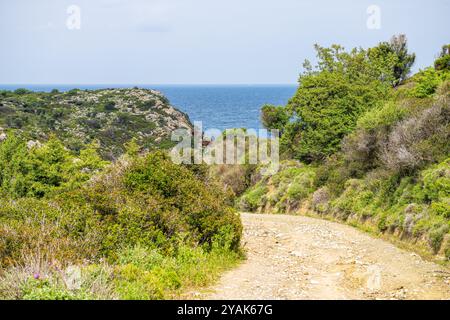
(0, 244, 242, 300)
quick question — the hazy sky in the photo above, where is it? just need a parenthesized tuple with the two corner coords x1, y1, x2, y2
(0, 0, 449, 84)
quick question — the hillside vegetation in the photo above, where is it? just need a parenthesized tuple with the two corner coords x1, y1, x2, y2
(0, 37, 448, 301)
(0, 88, 192, 159)
(237, 38, 450, 261)
(0, 90, 242, 299)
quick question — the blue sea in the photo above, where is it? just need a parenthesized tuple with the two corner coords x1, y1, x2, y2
(0, 84, 297, 130)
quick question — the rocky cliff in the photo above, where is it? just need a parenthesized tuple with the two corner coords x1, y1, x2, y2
(0, 88, 192, 159)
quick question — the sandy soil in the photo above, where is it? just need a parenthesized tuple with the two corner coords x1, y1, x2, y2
(204, 213, 450, 300)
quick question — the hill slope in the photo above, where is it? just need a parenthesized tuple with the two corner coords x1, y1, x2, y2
(0, 88, 192, 159)
(230, 41, 450, 261)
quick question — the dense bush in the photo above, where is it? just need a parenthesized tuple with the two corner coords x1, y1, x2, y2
(260, 104, 289, 131)
(0, 150, 242, 268)
(116, 152, 242, 251)
(326, 158, 450, 253)
(0, 137, 242, 299)
(238, 161, 316, 213)
(0, 133, 107, 198)
(0, 197, 103, 268)
(380, 101, 449, 173)
(315, 81, 448, 189)
(412, 68, 443, 98)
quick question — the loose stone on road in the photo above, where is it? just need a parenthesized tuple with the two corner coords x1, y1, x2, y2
(204, 213, 450, 300)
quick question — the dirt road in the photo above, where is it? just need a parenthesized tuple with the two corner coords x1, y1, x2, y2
(205, 213, 450, 300)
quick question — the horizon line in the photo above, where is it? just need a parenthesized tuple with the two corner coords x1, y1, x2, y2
(0, 83, 298, 87)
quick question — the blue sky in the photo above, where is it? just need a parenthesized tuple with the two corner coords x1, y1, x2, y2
(0, 0, 449, 84)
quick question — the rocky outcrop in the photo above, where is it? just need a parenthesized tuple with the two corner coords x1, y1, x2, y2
(0, 88, 192, 159)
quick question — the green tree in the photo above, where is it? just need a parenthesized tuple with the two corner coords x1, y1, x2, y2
(25, 136, 75, 197)
(281, 44, 394, 162)
(124, 137, 141, 157)
(260, 104, 290, 131)
(0, 133, 29, 197)
(434, 44, 450, 71)
(371, 34, 416, 86)
(13, 88, 31, 95)
(0, 133, 107, 198)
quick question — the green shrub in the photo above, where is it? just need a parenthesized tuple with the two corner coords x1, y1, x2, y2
(102, 244, 240, 300)
(237, 161, 316, 213)
(0, 149, 242, 267)
(412, 68, 442, 98)
(260, 104, 289, 130)
(286, 170, 315, 200)
(357, 101, 408, 130)
(434, 44, 450, 72)
(0, 133, 107, 199)
(421, 158, 450, 202)
(428, 224, 449, 253)
(114, 246, 191, 299)
(120, 152, 242, 251)
(430, 201, 450, 218)
(21, 279, 93, 300)
(0, 197, 103, 268)
(14, 88, 32, 95)
(239, 183, 267, 212)
(321, 157, 450, 254)
(0, 148, 243, 299)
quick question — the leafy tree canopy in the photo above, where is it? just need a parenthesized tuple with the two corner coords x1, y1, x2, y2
(280, 40, 400, 162)
(260, 104, 290, 131)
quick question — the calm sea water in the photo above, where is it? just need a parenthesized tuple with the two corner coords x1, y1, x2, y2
(0, 84, 297, 130)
